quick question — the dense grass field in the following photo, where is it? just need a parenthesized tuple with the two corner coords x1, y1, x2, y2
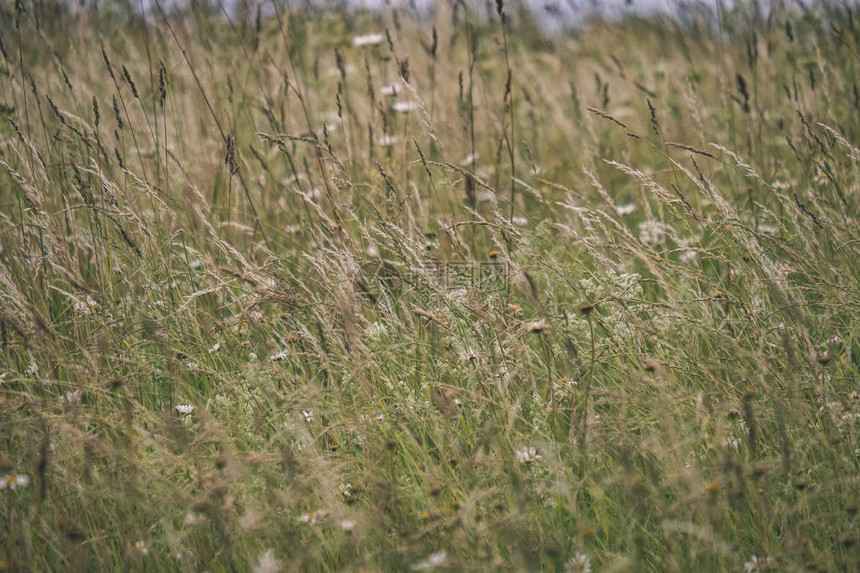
(1, 0, 859, 570)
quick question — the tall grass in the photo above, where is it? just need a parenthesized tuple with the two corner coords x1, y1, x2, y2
(1, 1, 859, 571)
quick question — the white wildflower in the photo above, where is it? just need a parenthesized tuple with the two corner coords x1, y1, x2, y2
(459, 347, 478, 362)
(62, 389, 83, 404)
(679, 250, 698, 263)
(512, 216, 528, 227)
(302, 410, 314, 422)
(460, 152, 477, 166)
(353, 33, 385, 47)
(380, 83, 401, 96)
(377, 134, 398, 147)
(340, 519, 356, 532)
(366, 243, 379, 257)
(515, 447, 542, 463)
(565, 552, 592, 573)
(298, 509, 326, 524)
(615, 202, 636, 215)
(638, 219, 666, 246)
(185, 512, 206, 525)
(338, 482, 352, 497)
(208, 341, 221, 354)
(412, 550, 448, 571)
(270, 349, 289, 362)
(25, 361, 38, 376)
(524, 319, 548, 333)
(0, 474, 29, 490)
(756, 223, 778, 236)
(254, 550, 281, 573)
(392, 100, 419, 113)
(743, 555, 773, 571)
(130, 541, 148, 557)
(175, 404, 194, 415)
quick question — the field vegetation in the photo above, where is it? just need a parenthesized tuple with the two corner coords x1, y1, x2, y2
(1, 0, 859, 571)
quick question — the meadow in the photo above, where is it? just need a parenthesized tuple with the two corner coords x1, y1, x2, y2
(1, 0, 859, 571)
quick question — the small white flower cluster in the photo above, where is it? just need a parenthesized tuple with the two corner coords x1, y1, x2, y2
(298, 509, 326, 524)
(353, 33, 385, 47)
(743, 555, 773, 571)
(254, 550, 281, 573)
(412, 550, 448, 571)
(270, 349, 289, 362)
(565, 552, 592, 573)
(615, 202, 636, 215)
(515, 447, 542, 464)
(175, 404, 194, 415)
(62, 389, 83, 404)
(459, 347, 478, 362)
(1, 474, 29, 490)
(392, 101, 419, 113)
(380, 83, 401, 97)
(338, 482, 352, 497)
(638, 219, 666, 246)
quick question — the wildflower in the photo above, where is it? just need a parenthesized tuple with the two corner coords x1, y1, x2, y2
(615, 202, 636, 215)
(392, 100, 419, 113)
(0, 474, 30, 490)
(743, 555, 773, 571)
(524, 319, 548, 334)
(829, 334, 844, 346)
(756, 223, 778, 236)
(815, 170, 829, 184)
(565, 553, 592, 573)
(302, 410, 314, 422)
(353, 33, 385, 47)
(377, 134, 398, 147)
(254, 550, 281, 573)
(340, 519, 356, 532)
(459, 347, 478, 362)
(130, 541, 148, 557)
(0, 372, 6, 385)
(679, 250, 697, 263)
(338, 482, 352, 497)
(460, 152, 477, 166)
(380, 83, 401, 96)
(208, 341, 221, 353)
(175, 404, 194, 415)
(74, 295, 99, 313)
(298, 509, 326, 524)
(366, 243, 379, 257)
(62, 389, 83, 404)
(512, 216, 528, 227)
(638, 219, 666, 246)
(412, 550, 448, 571)
(185, 512, 206, 525)
(270, 349, 289, 361)
(515, 447, 542, 463)
(25, 361, 38, 376)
